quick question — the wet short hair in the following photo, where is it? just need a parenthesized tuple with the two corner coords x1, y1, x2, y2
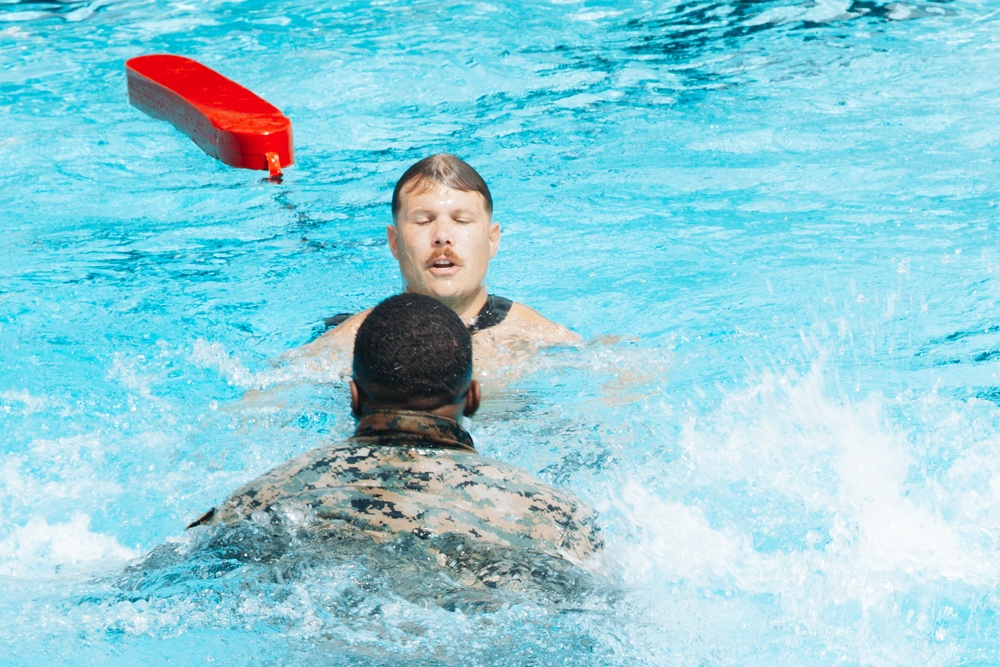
(353, 293, 473, 409)
(391, 154, 493, 221)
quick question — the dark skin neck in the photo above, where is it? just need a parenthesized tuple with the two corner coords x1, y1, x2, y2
(350, 379, 481, 421)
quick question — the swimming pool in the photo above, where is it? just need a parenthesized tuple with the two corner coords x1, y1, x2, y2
(3, 0, 1000, 663)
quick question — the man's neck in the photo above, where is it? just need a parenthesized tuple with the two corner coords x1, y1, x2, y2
(423, 287, 489, 327)
(352, 408, 476, 452)
(358, 402, 466, 422)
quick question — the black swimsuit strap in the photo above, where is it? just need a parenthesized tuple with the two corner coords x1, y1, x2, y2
(321, 294, 512, 334)
(467, 294, 513, 333)
(323, 312, 353, 330)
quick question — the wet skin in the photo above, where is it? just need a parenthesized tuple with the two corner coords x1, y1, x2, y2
(288, 182, 579, 385)
(387, 182, 500, 323)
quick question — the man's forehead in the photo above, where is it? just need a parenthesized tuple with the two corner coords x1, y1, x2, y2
(400, 178, 489, 208)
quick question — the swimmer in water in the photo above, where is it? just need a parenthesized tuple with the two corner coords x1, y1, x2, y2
(290, 153, 580, 381)
(191, 294, 601, 561)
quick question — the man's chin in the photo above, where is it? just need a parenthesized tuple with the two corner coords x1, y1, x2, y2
(425, 288, 463, 304)
(416, 282, 476, 306)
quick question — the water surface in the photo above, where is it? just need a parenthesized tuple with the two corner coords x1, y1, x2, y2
(3, 0, 1000, 664)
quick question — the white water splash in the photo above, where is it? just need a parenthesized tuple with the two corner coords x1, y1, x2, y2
(601, 361, 998, 665)
(0, 513, 137, 577)
(190, 338, 350, 390)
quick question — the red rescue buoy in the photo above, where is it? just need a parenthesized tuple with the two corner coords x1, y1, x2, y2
(126, 54, 293, 180)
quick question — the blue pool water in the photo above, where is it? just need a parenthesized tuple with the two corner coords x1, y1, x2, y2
(4, 0, 1000, 663)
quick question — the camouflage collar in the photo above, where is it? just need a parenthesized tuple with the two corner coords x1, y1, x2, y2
(352, 410, 476, 453)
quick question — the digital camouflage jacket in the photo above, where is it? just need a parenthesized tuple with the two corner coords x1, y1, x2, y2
(190, 410, 601, 560)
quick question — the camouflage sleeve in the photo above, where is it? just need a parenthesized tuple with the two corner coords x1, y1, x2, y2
(555, 492, 603, 560)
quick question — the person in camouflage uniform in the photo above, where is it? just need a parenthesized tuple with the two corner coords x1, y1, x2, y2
(190, 293, 601, 561)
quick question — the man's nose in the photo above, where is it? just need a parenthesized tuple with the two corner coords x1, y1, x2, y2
(431, 220, 453, 245)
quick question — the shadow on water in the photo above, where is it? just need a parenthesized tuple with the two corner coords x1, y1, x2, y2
(519, 0, 963, 104)
(0, 0, 126, 22)
(916, 321, 1000, 405)
(618, 0, 959, 57)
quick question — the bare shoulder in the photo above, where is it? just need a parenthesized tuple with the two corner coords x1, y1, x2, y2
(294, 309, 372, 358)
(503, 302, 581, 344)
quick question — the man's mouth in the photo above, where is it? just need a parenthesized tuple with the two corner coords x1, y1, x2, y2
(427, 252, 461, 274)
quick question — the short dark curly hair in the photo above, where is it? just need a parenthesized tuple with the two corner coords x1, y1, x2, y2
(353, 294, 473, 409)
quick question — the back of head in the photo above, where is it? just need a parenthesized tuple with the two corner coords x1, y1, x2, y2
(353, 294, 473, 409)
(391, 154, 493, 220)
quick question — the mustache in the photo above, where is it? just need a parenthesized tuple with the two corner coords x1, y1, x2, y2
(425, 248, 462, 267)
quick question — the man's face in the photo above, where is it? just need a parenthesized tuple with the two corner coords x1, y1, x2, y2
(387, 181, 500, 308)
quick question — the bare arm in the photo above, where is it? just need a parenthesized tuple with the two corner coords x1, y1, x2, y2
(257, 309, 374, 388)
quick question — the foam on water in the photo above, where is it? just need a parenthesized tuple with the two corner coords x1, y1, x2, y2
(0, 513, 137, 576)
(4, 339, 1000, 664)
(597, 359, 1000, 664)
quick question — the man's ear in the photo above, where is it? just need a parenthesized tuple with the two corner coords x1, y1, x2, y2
(462, 380, 481, 417)
(387, 224, 399, 259)
(488, 223, 500, 259)
(350, 380, 364, 418)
